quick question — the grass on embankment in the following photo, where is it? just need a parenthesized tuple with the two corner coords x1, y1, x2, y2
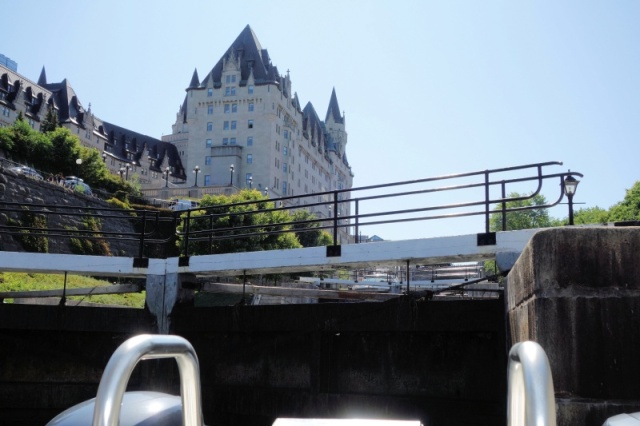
(0, 272, 145, 308)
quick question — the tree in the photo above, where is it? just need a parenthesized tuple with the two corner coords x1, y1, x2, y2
(608, 181, 640, 222)
(573, 206, 609, 225)
(290, 209, 333, 247)
(489, 192, 556, 231)
(40, 104, 59, 133)
(178, 190, 302, 255)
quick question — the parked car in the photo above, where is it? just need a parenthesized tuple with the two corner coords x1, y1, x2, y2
(64, 176, 92, 195)
(9, 166, 44, 180)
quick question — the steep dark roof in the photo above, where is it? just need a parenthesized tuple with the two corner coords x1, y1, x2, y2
(100, 120, 186, 180)
(38, 66, 47, 85)
(188, 68, 200, 89)
(325, 88, 344, 124)
(42, 78, 86, 126)
(200, 25, 280, 88)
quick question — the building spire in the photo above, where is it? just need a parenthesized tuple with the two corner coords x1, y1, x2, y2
(38, 66, 47, 86)
(188, 68, 200, 89)
(325, 87, 344, 124)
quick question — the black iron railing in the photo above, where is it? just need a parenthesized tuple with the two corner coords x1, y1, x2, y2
(0, 161, 582, 259)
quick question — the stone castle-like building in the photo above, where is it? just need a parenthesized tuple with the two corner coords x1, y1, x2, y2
(163, 25, 353, 219)
(0, 25, 353, 236)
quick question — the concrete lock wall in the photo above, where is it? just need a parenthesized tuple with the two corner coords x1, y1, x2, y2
(507, 227, 640, 426)
(0, 297, 507, 426)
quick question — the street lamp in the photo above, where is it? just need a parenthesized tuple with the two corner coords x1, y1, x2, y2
(102, 152, 107, 163)
(193, 165, 200, 187)
(120, 163, 132, 180)
(249, 176, 253, 189)
(564, 172, 580, 225)
(118, 167, 125, 180)
(164, 167, 171, 188)
(264, 187, 269, 197)
(229, 164, 234, 186)
(75, 158, 82, 176)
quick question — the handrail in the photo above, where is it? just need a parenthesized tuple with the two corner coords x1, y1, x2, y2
(92, 334, 203, 426)
(0, 161, 583, 258)
(507, 341, 556, 426)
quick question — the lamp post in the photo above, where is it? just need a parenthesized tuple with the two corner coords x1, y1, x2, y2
(193, 165, 200, 187)
(264, 187, 269, 197)
(75, 158, 82, 177)
(118, 167, 125, 180)
(164, 167, 171, 188)
(229, 164, 234, 186)
(249, 176, 253, 189)
(102, 152, 107, 163)
(564, 172, 580, 225)
(125, 164, 132, 180)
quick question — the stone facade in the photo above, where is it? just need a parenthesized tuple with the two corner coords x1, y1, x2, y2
(164, 26, 354, 242)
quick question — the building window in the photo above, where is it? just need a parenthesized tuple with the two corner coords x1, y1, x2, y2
(225, 75, 237, 84)
(248, 103, 254, 112)
(2, 107, 10, 117)
(248, 120, 254, 129)
(207, 122, 213, 131)
(282, 181, 287, 194)
(247, 154, 253, 164)
(283, 163, 288, 173)
(230, 137, 236, 145)
(247, 136, 253, 146)
(205, 156, 212, 165)
(206, 139, 212, 147)
(283, 147, 288, 157)
(224, 104, 230, 114)
(207, 88, 213, 97)
(208, 105, 213, 114)
(232, 104, 237, 113)
(223, 138, 229, 145)
(204, 175, 211, 186)
(248, 85, 254, 94)
(223, 121, 229, 130)
(225, 87, 236, 96)
(231, 121, 236, 130)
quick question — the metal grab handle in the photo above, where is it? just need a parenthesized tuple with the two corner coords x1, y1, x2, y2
(93, 334, 203, 426)
(507, 341, 557, 426)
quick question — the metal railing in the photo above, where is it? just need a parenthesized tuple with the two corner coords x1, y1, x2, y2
(0, 161, 582, 259)
(507, 341, 557, 426)
(177, 161, 582, 257)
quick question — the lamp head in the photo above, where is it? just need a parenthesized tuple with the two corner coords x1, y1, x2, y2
(564, 174, 579, 196)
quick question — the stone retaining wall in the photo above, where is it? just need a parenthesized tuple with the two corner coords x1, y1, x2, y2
(507, 227, 640, 426)
(0, 168, 140, 256)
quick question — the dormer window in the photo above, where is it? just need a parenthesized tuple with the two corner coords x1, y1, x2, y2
(207, 88, 213, 97)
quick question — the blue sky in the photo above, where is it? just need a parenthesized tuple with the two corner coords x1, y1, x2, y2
(4, 1, 639, 240)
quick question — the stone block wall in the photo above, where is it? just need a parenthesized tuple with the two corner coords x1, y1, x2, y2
(507, 227, 640, 425)
(0, 168, 140, 256)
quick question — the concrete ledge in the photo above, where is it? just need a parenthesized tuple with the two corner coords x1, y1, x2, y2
(507, 227, 640, 426)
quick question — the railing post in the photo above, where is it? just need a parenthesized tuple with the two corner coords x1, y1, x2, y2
(355, 199, 359, 244)
(333, 191, 339, 244)
(484, 170, 491, 233)
(183, 211, 191, 257)
(501, 181, 507, 231)
(208, 214, 213, 254)
(138, 210, 146, 259)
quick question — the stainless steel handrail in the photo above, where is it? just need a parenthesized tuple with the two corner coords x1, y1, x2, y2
(507, 341, 557, 426)
(92, 334, 203, 426)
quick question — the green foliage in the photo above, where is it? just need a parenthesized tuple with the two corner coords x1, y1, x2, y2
(107, 197, 132, 210)
(489, 193, 556, 231)
(573, 206, 610, 225)
(178, 189, 303, 255)
(0, 272, 145, 308)
(9, 209, 49, 253)
(40, 104, 59, 133)
(66, 217, 111, 256)
(0, 126, 15, 152)
(608, 181, 640, 222)
(290, 209, 333, 247)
